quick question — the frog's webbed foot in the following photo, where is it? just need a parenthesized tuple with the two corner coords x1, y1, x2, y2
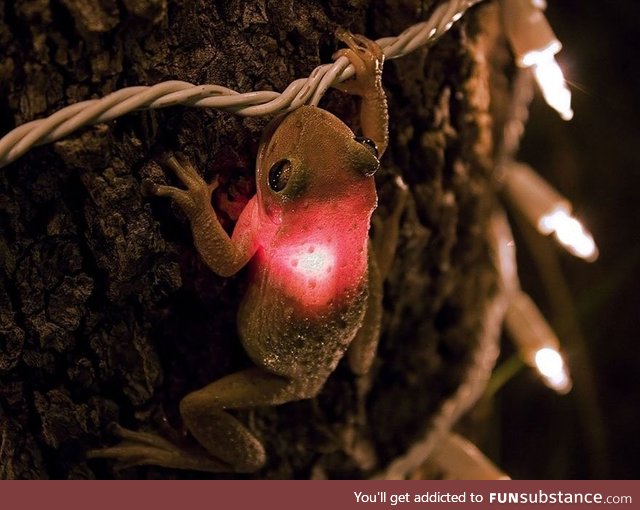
(143, 152, 217, 220)
(332, 29, 384, 97)
(87, 424, 230, 473)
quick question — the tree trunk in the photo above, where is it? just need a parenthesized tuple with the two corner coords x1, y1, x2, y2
(0, 0, 507, 479)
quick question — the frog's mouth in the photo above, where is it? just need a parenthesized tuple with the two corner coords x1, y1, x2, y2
(353, 136, 380, 177)
(348, 143, 380, 178)
(361, 159, 379, 177)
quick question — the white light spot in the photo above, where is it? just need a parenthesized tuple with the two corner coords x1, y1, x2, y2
(539, 206, 598, 261)
(520, 41, 561, 68)
(535, 347, 572, 394)
(525, 48, 573, 121)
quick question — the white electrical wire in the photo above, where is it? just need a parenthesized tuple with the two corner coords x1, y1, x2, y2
(0, 0, 482, 168)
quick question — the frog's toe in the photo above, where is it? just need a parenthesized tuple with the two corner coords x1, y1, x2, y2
(158, 152, 207, 191)
(332, 32, 383, 97)
(150, 153, 215, 218)
(336, 30, 382, 61)
(352, 33, 383, 58)
(87, 425, 230, 473)
(108, 423, 179, 449)
(88, 442, 169, 471)
(87, 425, 179, 466)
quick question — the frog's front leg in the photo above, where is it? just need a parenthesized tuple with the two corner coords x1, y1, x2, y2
(333, 29, 389, 156)
(145, 153, 258, 277)
(90, 369, 319, 473)
(87, 154, 272, 473)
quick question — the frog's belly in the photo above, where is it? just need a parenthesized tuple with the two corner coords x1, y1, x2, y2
(237, 274, 368, 380)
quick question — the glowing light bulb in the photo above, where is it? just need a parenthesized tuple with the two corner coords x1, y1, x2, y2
(504, 291, 573, 394)
(539, 206, 598, 261)
(520, 41, 561, 68)
(500, 0, 573, 120)
(502, 162, 598, 262)
(530, 52, 574, 121)
(534, 347, 572, 394)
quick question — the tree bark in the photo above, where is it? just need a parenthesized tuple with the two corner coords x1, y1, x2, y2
(0, 0, 507, 479)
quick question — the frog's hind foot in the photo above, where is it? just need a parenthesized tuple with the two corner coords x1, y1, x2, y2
(87, 423, 231, 473)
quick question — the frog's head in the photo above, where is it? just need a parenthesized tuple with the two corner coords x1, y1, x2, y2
(255, 106, 379, 224)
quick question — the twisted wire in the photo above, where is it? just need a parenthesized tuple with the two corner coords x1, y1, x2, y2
(0, 0, 481, 168)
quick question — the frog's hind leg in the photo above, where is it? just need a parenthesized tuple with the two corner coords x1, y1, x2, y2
(178, 367, 307, 473)
(339, 179, 409, 467)
(346, 248, 383, 376)
(347, 176, 409, 376)
(90, 368, 307, 473)
(372, 176, 409, 277)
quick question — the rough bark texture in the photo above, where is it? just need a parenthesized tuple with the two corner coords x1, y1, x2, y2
(0, 0, 506, 479)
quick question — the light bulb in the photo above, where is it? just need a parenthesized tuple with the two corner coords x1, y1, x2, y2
(500, 0, 573, 120)
(291, 245, 335, 280)
(534, 347, 572, 394)
(504, 291, 573, 394)
(539, 206, 598, 261)
(530, 52, 574, 121)
(502, 162, 598, 262)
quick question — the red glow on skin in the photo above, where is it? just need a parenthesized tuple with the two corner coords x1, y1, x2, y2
(250, 191, 374, 310)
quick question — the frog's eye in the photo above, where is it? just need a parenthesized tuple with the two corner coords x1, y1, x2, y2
(355, 137, 379, 158)
(268, 159, 292, 192)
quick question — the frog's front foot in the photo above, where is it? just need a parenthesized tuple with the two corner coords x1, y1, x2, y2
(87, 424, 230, 473)
(332, 29, 384, 97)
(143, 152, 217, 220)
(332, 29, 388, 155)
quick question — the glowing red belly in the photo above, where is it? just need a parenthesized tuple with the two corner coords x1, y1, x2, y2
(252, 193, 375, 310)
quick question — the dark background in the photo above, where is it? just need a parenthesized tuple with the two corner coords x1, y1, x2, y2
(488, 0, 640, 479)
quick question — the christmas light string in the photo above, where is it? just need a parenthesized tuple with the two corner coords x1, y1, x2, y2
(0, 0, 482, 168)
(429, 433, 510, 480)
(500, 0, 573, 120)
(382, 0, 593, 479)
(497, 0, 597, 395)
(499, 0, 597, 265)
(493, 211, 572, 394)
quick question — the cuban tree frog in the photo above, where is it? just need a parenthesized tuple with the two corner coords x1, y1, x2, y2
(89, 31, 406, 474)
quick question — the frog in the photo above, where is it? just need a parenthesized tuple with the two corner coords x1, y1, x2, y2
(88, 30, 407, 474)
